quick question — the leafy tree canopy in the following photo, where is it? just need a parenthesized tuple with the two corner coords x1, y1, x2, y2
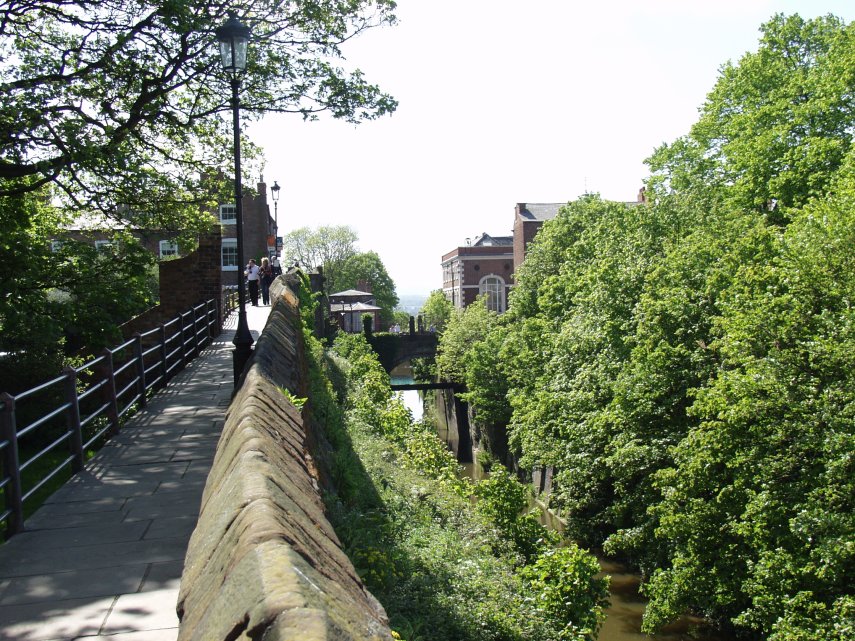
(442, 14, 855, 640)
(330, 250, 399, 324)
(0, 185, 157, 391)
(647, 13, 855, 218)
(1, 0, 397, 222)
(281, 224, 358, 284)
(418, 289, 453, 332)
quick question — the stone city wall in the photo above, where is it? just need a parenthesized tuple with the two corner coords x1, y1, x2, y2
(177, 279, 392, 641)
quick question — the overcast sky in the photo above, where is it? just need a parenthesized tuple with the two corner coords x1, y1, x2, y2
(248, 0, 855, 296)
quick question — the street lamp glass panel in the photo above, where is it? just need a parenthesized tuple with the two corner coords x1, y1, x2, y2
(216, 15, 251, 72)
(271, 181, 281, 202)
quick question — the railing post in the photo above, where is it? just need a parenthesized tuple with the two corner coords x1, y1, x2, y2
(191, 304, 200, 358)
(99, 348, 120, 436)
(133, 333, 147, 408)
(0, 393, 23, 538)
(209, 299, 218, 339)
(179, 313, 187, 370)
(158, 323, 168, 387)
(63, 367, 84, 473)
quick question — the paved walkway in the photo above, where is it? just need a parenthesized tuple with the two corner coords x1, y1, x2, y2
(0, 304, 272, 641)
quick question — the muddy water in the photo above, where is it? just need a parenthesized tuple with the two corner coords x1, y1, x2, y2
(596, 558, 731, 641)
(533, 501, 732, 641)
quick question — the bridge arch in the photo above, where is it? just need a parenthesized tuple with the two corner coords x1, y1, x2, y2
(367, 333, 439, 373)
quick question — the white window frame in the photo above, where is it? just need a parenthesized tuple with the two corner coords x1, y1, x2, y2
(94, 240, 113, 252)
(50, 240, 63, 253)
(479, 274, 506, 313)
(222, 238, 238, 270)
(219, 203, 237, 225)
(159, 240, 179, 259)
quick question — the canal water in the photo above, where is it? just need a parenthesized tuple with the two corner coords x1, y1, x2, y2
(389, 364, 731, 641)
(390, 365, 423, 421)
(534, 503, 731, 641)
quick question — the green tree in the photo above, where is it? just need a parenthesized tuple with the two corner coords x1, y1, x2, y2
(419, 290, 453, 332)
(0, 186, 156, 391)
(647, 14, 855, 218)
(643, 151, 855, 640)
(330, 251, 399, 325)
(281, 225, 358, 286)
(1, 0, 397, 220)
(436, 296, 498, 386)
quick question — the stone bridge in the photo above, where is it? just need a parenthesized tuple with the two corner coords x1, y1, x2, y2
(367, 332, 438, 373)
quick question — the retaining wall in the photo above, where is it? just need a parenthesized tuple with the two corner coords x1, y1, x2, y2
(177, 279, 392, 641)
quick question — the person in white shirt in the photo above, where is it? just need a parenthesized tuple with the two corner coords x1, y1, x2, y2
(245, 259, 260, 306)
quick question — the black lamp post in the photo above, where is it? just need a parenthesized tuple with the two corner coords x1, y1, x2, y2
(216, 12, 253, 385)
(270, 180, 280, 254)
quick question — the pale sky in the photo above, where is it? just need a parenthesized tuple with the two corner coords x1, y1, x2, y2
(248, 0, 855, 296)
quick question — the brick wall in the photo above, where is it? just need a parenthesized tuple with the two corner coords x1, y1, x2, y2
(121, 229, 224, 338)
(220, 181, 274, 288)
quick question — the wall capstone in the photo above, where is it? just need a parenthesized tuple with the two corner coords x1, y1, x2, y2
(177, 279, 392, 641)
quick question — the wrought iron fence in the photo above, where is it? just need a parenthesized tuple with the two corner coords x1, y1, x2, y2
(0, 299, 219, 539)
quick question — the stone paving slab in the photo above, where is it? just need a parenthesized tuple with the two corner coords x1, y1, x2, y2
(0, 564, 148, 606)
(0, 594, 114, 641)
(0, 304, 272, 640)
(0, 537, 191, 577)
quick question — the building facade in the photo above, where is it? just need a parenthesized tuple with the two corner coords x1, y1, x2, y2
(54, 180, 276, 286)
(440, 204, 565, 313)
(219, 180, 276, 287)
(441, 233, 514, 313)
(512, 202, 562, 274)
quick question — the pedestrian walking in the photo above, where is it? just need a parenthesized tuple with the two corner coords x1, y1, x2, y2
(260, 257, 274, 305)
(245, 259, 260, 306)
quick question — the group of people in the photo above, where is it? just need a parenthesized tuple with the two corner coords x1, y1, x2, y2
(245, 255, 282, 306)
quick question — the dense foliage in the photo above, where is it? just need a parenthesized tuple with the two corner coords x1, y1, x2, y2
(281, 226, 399, 323)
(1, 0, 397, 217)
(332, 251, 399, 325)
(419, 290, 453, 332)
(297, 314, 609, 641)
(281, 225, 359, 276)
(440, 13, 855, 641)
(0, 188, 157, 391)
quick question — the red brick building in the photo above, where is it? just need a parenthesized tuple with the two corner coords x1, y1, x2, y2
(441, 233, 514, 312)
(219, 180, 276, 287)
(55, 180, 276, 285)
(440, 203, 564, 313)
(512, 202, 563, 273)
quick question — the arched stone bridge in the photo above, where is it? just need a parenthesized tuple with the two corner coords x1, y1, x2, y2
(367, 332, 439, 373)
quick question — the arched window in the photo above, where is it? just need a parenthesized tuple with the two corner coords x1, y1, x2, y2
(479, 275, 505, 313)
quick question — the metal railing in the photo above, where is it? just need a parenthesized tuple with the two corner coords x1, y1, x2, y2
(223, 285, 239, 317)
(0, 298, 219, 538)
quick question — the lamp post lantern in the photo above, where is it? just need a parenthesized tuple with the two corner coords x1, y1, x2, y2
(270, 180, 281, 254)
(216, 12, 253, 385)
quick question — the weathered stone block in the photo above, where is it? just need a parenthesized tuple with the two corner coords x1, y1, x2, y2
(177, 282, 392, 641)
